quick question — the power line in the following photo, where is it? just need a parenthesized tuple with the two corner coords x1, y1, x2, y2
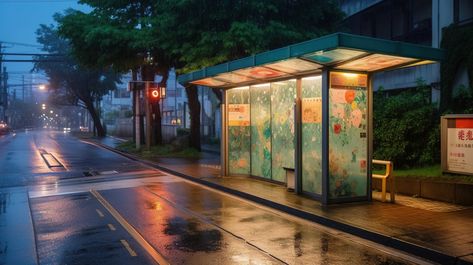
(0, 0, 77, 3)
(0, 41, 41, 48)
(1, 59, 64, 63)
(0, 53, 65, 56)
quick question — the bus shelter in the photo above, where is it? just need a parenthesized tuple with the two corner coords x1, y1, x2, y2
(178, 33, 444, 205)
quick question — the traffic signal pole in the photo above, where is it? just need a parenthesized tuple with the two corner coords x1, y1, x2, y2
(145, 82, 152, 150)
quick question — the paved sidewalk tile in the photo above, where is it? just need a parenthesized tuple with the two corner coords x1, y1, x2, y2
(0, 187, 37, 265)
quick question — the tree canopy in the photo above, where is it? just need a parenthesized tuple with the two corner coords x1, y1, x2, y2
(35, 15, 119, 137)
(56, 0, 343, 147)
(156, 0, 344, 72)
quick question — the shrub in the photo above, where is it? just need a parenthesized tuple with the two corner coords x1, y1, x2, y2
(373, 84, 440, 168)
(176, 127, 190, 137)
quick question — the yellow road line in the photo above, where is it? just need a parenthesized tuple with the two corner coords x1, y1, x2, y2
(120, 239, 138, 257)
(108, 223, 116, 231)
(90, 189, 169, 265)
(95, 209, 105, 217)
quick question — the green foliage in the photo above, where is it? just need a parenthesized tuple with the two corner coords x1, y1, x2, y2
(373, 83, 440, 168)
(116, 140, 201, 158)
(104, 110, 119, 121)
(372, 164, 473, 183)
(176, 128, 190, 137)
(440, 24, 473, 111)
(123, 110, 133, 118)
(34, 19, 120, 136)
(156, 0, 344, 72)
(445, 85, 473, 114)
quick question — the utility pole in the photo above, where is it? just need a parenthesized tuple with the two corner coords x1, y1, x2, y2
(2, 67, 7, 122)
(0, 42, 4, 121)
(22, 75, 25, 101)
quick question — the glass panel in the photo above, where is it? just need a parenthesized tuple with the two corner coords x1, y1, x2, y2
(192, 77, 227, 87)
(250, 84, 272, 179)
(328, 72, 368, 199)
(271, 80, 296, 183)
(303, 48, 366, 65)
(265, 59, 321, 74)
(227, 87, 250, 175)
(336, 54, 416, 72)
(301, 76, 323, 194)
(215, 72, 254, 84)
(234, 67, 287, 80)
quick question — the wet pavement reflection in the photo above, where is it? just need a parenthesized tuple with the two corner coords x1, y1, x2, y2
(0, 130, 148, 188)
(101, 183, 418, 265)
(1, 130, 427, 264)
(31, 192, 156, 265)
(101, 187, 282, 264)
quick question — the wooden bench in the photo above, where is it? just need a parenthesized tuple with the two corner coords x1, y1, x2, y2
(372, 159, 395, 203)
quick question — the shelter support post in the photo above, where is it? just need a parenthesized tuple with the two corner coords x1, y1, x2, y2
(367, 74, 373, 201)
(294, 79, 302, 194)
(321, 69, 330, 206)
(221, 89, 228, 177)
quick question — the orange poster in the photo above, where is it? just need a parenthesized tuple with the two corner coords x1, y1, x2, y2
(228, 104, 250, 126)
(302, 97, 322, 124)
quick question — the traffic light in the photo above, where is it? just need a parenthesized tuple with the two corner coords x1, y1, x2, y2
(148, 84, 166, 103)
(149, 87, 160, 101)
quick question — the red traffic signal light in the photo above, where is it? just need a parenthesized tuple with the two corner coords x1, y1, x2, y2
(148, 85, 166, 102)
(148, 88, 160, 103)
(151, 88, 160, 99)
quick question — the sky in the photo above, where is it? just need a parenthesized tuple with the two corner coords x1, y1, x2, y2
(0, 0, 89, 86)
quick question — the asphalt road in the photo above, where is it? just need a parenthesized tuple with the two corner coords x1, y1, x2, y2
(0, 130, 430, 265)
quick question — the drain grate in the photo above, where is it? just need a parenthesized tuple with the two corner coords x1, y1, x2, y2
(39, 151, 64, 168)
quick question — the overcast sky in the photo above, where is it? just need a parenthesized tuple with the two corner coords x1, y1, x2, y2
(0, 0, 89, 85)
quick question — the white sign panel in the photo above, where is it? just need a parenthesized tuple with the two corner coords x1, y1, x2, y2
(447, 128, 473, 173)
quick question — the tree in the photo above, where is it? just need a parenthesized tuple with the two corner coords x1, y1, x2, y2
(34, 17, 119, 137)
(156, 0, 344, 150)
(58, 0, 343, 150)
(58, 1, 173, 144)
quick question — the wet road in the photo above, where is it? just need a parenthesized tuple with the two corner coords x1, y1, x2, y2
(1, 130, 430, 264)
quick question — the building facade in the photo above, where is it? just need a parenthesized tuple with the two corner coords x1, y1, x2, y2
(339, 0, 473, 97)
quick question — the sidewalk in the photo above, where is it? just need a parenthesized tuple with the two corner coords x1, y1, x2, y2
(0, 187, 38, 265)
(95, 137, 473, 265)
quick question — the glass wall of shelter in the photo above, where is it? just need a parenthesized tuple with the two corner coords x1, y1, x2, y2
(225, 71, 369, 203)
(178, 33, 444, 205)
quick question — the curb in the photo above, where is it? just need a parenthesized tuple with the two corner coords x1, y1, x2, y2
(89, 140, 469, 265)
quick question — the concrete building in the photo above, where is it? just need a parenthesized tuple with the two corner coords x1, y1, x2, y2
(339, 0, 473, 97)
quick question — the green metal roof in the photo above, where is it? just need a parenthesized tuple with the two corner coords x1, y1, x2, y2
(178, 32, 444, 88)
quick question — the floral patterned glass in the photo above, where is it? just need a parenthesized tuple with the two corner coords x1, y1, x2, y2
(328, 72, 368, 199)
(227, 87, 251, 175)
(271, 80, 296, 182)
(250, 84, 272, 179)
(301, 76, 323, 195)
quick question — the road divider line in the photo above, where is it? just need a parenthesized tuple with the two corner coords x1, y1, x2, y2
(90, 189, 169, 265)
(95, 209, 105, 218)
(120, 239, 138, 257)
(108, 223, 116, 231)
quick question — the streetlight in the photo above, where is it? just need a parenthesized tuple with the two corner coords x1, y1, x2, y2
(39, 84, 46, 90)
